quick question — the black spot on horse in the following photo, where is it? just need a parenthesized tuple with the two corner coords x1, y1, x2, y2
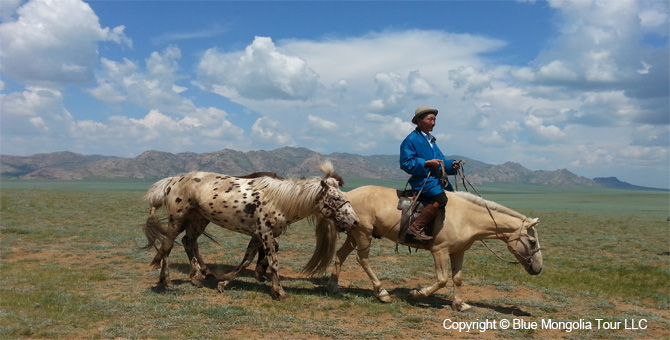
(193, 178, 201, 183)
(244, 203, 258, 215)
(166, 187, 171, 195)
(175, 197, 182, 203)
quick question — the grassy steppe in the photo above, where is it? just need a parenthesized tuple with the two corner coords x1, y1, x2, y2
(1, 179, 668, 339)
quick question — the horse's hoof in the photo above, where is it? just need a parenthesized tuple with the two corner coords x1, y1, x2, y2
(408, 288, 424, 299)
(272, 290, 288, 301)
(451, 302, 473, 312)
(254, 271, 268, 282)
(327, 282, 340, 294)
(217, 281, 230, 293)
(378, 289, 392, 303)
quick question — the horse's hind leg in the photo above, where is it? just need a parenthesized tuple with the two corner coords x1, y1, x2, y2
(182, 214, 212, 287)
(217, 237, 262, 292)
(409, 248, 450, 300)
(153, 222, 184, 287)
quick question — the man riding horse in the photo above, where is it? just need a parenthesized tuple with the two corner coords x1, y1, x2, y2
(400, 105, 461, 241)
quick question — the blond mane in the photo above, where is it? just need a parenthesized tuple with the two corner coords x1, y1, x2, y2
(452, 191, 527, 220)
(251, 160, 338, 218)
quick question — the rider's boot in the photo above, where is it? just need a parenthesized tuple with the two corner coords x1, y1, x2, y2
(408, 202, 440, 241)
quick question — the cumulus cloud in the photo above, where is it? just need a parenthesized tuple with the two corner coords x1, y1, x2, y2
(524, 114, 566, 144)
(88, 46, 199, 116)
(0, 86, 71, 135)
(368, 70, 440, 114)
(251, 117, 294, 146)
(0, 0, 131, 87)
(197, 36, 319, 101)
(449, 66, 494, 94)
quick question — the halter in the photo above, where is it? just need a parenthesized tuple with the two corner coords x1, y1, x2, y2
(322, 197, 353, 226)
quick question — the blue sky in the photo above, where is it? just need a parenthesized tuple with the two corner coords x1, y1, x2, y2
(1, 0, 668, 189)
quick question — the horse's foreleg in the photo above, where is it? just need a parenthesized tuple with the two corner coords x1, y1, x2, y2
(448, 252, 471, 312)
(355, 235, 391, 302)
(260, 232, 286, 300)
(409, 249, 450, 300)
(217, 237, 261, 292)
(327, 234, 356, 294)
(254, 239, 278, 282)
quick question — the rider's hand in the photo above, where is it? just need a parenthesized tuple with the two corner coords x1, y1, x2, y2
(425, 159, 443, 168)
(452, 160, 461, 170)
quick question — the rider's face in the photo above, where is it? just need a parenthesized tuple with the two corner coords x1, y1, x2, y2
(417, 113, 436, 134)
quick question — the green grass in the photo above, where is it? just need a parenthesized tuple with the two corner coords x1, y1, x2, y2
(0, 181, 668, 339)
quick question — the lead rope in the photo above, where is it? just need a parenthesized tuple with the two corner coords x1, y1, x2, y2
(456, 161, 520, 265)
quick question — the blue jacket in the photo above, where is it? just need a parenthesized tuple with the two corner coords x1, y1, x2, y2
(400, 128, 456, 196)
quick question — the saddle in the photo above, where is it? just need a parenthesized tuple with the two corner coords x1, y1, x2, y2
(395, 190, 435, 245)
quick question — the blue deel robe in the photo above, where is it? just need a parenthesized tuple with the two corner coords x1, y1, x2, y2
(400, 128, 456, 196)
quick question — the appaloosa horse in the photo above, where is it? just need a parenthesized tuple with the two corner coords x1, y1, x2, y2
(142, 161, 359, 300)
(304, 185, 543, 311)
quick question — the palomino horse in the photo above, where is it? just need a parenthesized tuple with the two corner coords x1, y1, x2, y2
(304, 185, 542, 311)
(142, 161, 359, 300)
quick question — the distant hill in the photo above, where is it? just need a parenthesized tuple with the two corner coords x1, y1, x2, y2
(593, 177, 667, 192)
(0, 147, 659, 190)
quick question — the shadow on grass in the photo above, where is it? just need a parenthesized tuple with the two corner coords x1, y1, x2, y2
(146, 262, 531, 316)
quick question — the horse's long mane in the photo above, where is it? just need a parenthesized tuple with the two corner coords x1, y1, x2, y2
(252, 161, 337, 218)
(453, 191, 527, 220)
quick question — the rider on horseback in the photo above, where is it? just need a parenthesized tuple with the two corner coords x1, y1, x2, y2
(400, 105, 461, 241)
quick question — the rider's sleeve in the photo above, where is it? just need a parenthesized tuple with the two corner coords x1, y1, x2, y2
(433, 144, 457, 176)
(400, 136, 429, 177)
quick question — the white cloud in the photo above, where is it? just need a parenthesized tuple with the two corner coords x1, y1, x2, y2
(0, 0, 131, 87)
(524, 114, 566, 144)
(477, 131, 506, 146)
(306, 115, 338, 131)
(449, 66, 493, 94)
(251, 117, 294, 146)
(88, 46, 197, 116)
(197, 36, 319, 101)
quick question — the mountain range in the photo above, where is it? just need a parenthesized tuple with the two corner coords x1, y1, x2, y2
(0, 147, 663, 190)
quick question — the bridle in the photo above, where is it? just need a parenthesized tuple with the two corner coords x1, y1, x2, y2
(452, 161, 541, 266)
(321, 193, 354, 232)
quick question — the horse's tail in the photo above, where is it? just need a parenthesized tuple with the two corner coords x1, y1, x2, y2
(302, 215, 338, 276)
(140, 177, 173, 252)
(142, 177, 173, 210)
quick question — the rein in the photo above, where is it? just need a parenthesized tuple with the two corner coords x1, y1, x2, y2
(455, 162, 539, 265)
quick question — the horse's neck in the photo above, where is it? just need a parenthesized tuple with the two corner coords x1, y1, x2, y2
(266, 179, 320, 219)
(473, 210, 522, 240)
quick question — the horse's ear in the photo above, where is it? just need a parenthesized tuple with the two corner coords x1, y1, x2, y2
(321, 180, 329, 190)
(528, 218, 540, 228)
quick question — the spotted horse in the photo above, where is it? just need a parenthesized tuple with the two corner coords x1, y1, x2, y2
(141, 161, 359, 300)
